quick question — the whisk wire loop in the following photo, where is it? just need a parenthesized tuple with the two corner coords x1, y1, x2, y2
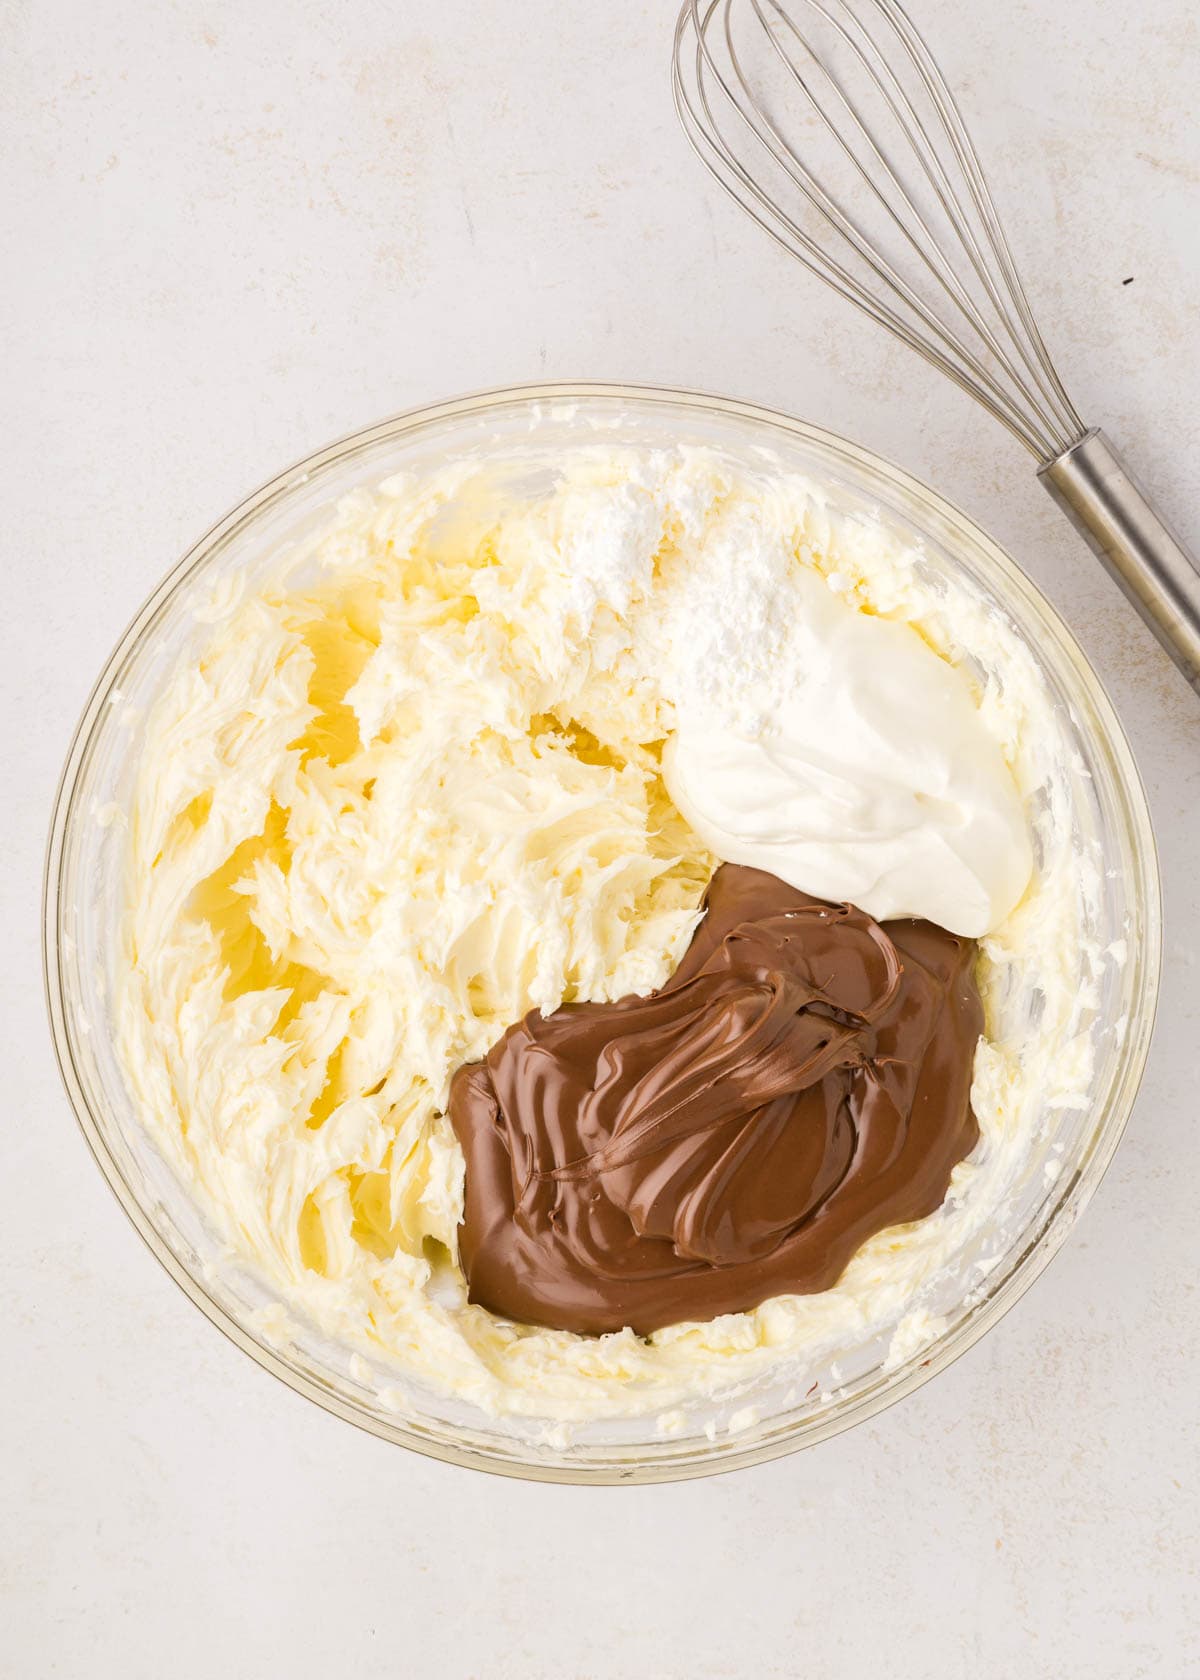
(672, 0, 1086, 460)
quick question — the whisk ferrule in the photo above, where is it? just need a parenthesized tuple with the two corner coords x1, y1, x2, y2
(1041, 432, 1200, 691)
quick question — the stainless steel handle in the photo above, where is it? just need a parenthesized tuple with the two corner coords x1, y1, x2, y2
(1039, 428, 1200, 693)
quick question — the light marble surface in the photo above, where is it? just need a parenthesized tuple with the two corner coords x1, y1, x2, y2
(4, 2, 1198, 1675)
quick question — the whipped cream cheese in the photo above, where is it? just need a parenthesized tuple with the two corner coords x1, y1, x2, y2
(116, 445, 1089, 1423)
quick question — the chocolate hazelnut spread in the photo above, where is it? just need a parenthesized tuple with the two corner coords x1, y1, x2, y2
(449, 865, 983, 1336)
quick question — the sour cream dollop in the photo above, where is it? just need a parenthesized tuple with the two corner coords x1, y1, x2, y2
(663, 564, 1032, 938)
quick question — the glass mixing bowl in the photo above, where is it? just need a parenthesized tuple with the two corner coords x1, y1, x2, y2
(44, 383, 1161, 1482)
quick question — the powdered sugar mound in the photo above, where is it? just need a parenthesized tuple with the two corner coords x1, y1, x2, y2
(557, 482, 661, 626)
(647, 501, 806, 733)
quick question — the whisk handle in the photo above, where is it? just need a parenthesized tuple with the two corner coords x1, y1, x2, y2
(1039, 429, 1200, 693)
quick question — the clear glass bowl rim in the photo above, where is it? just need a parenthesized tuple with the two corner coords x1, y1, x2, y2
(43, 380, 1163, 1484)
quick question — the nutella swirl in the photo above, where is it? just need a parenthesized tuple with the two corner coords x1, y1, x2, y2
(449, 866, 983, 1336)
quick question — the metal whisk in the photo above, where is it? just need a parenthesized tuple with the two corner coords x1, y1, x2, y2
(673, 0, 1200, 691)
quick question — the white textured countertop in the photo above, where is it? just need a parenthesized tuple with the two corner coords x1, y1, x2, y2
(4, 2, 1198, 1675)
